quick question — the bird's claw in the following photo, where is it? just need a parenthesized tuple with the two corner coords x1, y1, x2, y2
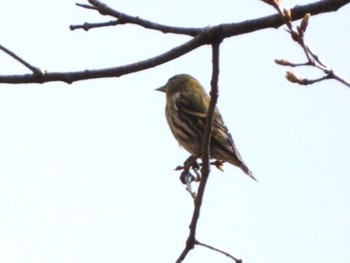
(210, 160, 225, 171)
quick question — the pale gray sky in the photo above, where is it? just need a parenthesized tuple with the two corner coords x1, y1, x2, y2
(0, 1, 349, 263)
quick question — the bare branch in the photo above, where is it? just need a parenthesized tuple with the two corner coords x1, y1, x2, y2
(195, 240, 242, 263)
(75, 3, 97, 10)
(285, 70, 350, 88)
(0, 44, 43, 76)
(175, 40, 222, 263)
(0, 0, 349, 85)
(0, 31, 210, 84)
(86, 0, 200, 35)
(70, 20, 120, 31)
(329, 71, 350, 88)
(72, 0, 350, 35)
(269, 2, 350, 87)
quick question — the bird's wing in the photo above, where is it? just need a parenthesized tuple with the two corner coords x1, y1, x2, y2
(175, 90, 237, 150)
(175, 90, 208, 119)
(176, 90, 238, 154)
(210, 110, 232, 145)
(212, 114, 243, 157)
(211, 109, 246, 160)
(174, 90, 254, 178)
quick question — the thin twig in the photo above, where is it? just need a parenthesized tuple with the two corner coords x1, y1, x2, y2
(86, 0, 200, 36)
(195, 240, 242, 263)
(269, 1, 350, 88)
(0, 44, 43, 76)
(306, 46, 328, 69)
(302, 75, 332, 85)
(75, 3, 97, 10)
(331, 72, 350, 88)
(70, 20, 120, 31)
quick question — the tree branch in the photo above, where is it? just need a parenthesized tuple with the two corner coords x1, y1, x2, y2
(85, 0, 201, 35)
(0, 32, 210, 84)
(70, 20, 121, 31)
(0, 44, 43, 76)
(268, 1, 350, 87)
(195, 240, 242, 263)
(175, 40, 221, 263)
(0, 0, 348, 84)
(73, 0, 349, 36)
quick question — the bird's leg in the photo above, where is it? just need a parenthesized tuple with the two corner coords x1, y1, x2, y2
(179, 158, 225, 181)
(196, 160, 225, 171)
(191, 161, 201, 182)
(176, 155, 200, 184)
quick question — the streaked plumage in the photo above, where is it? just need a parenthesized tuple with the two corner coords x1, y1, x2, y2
(156, 74, 256, 181)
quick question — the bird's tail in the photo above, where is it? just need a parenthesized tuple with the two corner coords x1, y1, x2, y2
(240, 163, 258, 182)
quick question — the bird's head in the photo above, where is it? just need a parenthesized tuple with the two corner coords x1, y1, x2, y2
(155, 74, 202, 98)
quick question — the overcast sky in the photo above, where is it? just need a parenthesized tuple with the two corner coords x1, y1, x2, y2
(0, 1, 349, 263)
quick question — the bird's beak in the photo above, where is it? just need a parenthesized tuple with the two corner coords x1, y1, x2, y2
(155, 85, 166, 93)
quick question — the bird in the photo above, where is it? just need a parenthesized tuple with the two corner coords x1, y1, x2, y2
(156, 74, 256, 181)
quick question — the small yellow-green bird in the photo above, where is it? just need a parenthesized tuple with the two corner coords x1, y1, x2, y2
(156, 74, 256, 181)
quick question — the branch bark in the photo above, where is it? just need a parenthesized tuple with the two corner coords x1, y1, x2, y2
(0, 0, 348, 84)
(175, 40, 222, 263)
